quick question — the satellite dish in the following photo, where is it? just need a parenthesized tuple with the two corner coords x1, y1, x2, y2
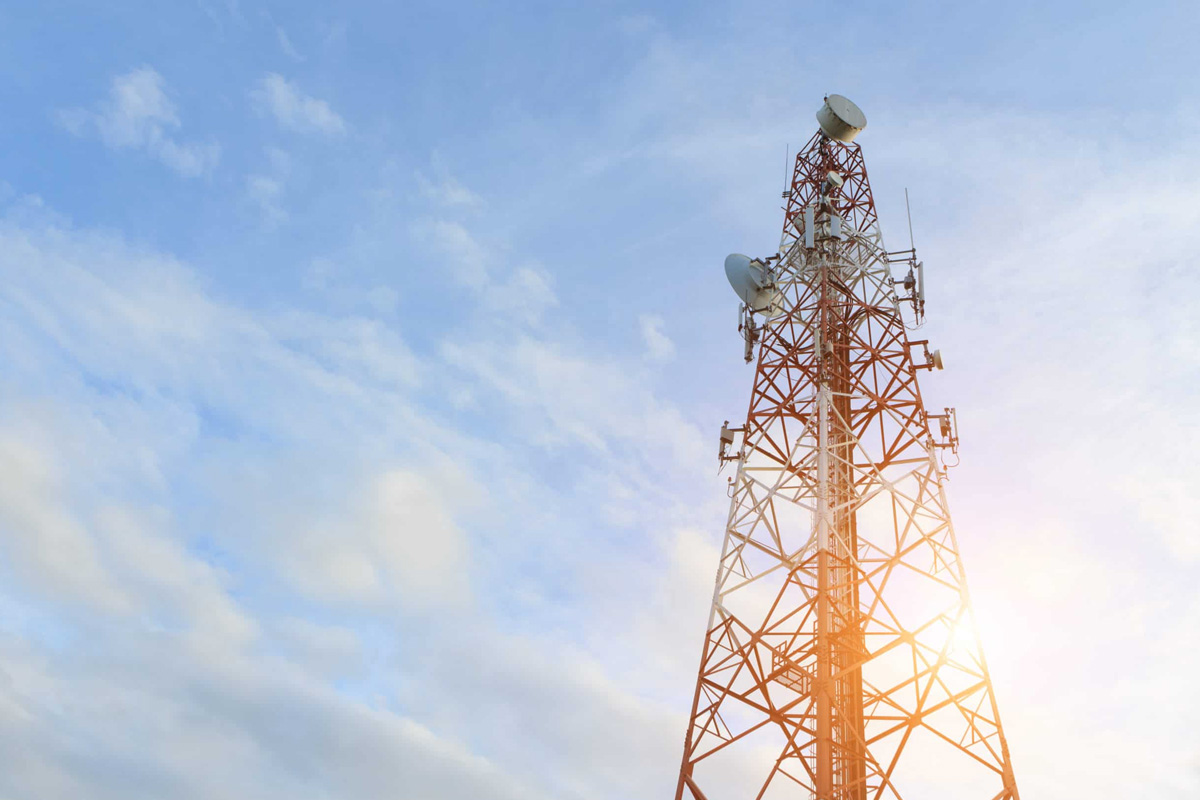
(816, 94, 867, 143)
(724, 253, 776, 312)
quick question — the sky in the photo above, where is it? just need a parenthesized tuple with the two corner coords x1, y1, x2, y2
(1, 1, 1199, 798)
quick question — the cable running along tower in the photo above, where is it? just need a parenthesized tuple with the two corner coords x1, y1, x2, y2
(676, 95, 1019, 800)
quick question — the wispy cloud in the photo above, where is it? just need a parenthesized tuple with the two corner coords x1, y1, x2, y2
(245, 146, 291, 225)
(414, 218, 490, 288)
(0, 185, 711, 798)
(638, 314, 675, 361)
(57, 67, 219, 177)
(276, 26, 304, 61)
(252, 73, 346, 136)
(417, 171, 483, 208)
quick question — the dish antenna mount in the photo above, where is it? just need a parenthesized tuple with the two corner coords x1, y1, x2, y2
(724, 253, 780, 363)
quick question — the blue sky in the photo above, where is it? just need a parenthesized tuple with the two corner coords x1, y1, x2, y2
(1, 1, 1199, 798)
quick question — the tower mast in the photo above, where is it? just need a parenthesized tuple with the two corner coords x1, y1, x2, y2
(676, 95, 1019, 800)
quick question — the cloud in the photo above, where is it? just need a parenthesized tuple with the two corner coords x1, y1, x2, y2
(481, 336, 702, 465)
(272, 617, 361, 678)
(0, 431, 131, 614)
(246, 146, 291, 225)
(484, 265, 558, 324)
(276, 26, 304, 61)
(0, 189, 721, 798)
(252, 73, 346, 136)
(246, 174, 286, 223)
(417, 171, 483, 208)
(302, 258, 399, 314)
(403, 622, 686, 799)
(57, 67, 219, 177)
(0, 199, 524, 797)
(0, 217, 423, 442)
(638, 314, 675, 361)
(414, 218, 489, 288)
(280, 465, 476, 609)
(0, 630, 549, 800)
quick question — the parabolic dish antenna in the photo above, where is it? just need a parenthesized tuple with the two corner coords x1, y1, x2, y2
(816, 94, 867, 142)
(724, 253, 777, 313)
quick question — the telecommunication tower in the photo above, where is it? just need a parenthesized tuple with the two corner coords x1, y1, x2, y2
(676, 95, 1019, 800)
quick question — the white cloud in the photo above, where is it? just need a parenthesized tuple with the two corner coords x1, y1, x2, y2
(403, 623, 686, 799)
(252, 73, 346, 136)
(415, 218, 490, 288)
(0, 200, 541, 797)
(0, 431, 131, 614)
(0, 631, 550, 800)
(638, 313, 675, 361)
(276, 26, 304, 61)
(246, 174, 285, 222)
(272, 617, 361, 678)
(485, 265, 558, 324)
(58, 67, 219, 178)
(98, 504, 257, 647)
(370, 469, 473, 600)
(282, 466, 476, 609)
(444, 332, 706, 465)
(417, 171, 484, 208)
(404, 215, 558, 330)
(246, 146, 291, 225)
(302, 257, 400, 314)
(0, 193, 721, 798)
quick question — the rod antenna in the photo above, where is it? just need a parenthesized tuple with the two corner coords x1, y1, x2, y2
(782, 144, 791, 200)
(905, 187, 915, 251)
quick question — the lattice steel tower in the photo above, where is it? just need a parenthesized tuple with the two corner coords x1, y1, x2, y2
(675, 95, 1019, 800)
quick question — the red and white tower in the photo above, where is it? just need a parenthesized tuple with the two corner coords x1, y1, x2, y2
(676, 95, 1020, 800)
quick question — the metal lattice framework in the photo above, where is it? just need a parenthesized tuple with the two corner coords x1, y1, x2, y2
(674, 131, 1020, 800)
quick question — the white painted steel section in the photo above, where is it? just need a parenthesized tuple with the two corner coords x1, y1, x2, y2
(816, 384, 831, 553)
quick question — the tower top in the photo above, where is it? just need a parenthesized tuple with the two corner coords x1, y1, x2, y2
(816, 94, 867, 142)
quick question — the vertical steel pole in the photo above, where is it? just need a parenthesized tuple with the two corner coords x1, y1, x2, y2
(815, 256, 834, 799)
